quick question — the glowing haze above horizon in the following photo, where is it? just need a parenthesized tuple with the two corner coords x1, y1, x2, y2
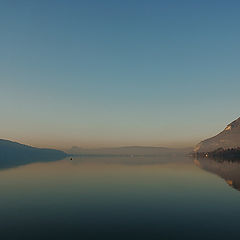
(1, 1, 240, 149)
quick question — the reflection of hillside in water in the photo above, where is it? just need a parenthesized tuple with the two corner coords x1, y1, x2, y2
(194, 158, 240, 191)
(0, 155, 67, 171)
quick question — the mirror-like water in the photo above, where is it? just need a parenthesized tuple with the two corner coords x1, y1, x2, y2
(0, 156, 240, 239)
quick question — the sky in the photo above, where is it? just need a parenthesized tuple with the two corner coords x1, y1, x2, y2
(0, 0, 240, 149)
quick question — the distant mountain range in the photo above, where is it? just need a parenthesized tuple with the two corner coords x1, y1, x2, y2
(0, 139, 67, 169)
(194, 117, 240, 153)
(66, 146, 192, 156)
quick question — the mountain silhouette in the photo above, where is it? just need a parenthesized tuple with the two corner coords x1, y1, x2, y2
(0, 139, 67, 170)
(67, 146, 191, 156)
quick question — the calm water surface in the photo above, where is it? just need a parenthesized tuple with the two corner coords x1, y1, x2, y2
(0, 156, 240, 239)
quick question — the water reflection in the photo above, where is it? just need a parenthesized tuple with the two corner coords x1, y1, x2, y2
(194, 157, 240, 191)
(0, 154, 190, 171)
(1, 155, 240, 239)
(0, 155, 67, 170)
(69, 155, 190, 166)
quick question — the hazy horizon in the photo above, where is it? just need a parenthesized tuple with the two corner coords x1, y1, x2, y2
(1, 137, 194, 151)
(0, 116, 237, 150)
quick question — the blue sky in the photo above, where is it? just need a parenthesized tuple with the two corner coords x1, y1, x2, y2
(1, 1, 240, 148)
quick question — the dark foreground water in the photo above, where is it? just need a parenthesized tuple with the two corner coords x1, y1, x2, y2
(1, 156, 240, 240)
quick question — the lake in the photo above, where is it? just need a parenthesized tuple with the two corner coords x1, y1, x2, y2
(0, 156, 240, 239)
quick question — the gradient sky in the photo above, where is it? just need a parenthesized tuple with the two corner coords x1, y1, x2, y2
(1, 1, 240, 149)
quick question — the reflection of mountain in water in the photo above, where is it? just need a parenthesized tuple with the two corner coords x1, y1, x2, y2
(0, 139, 68, 170)
(194, 158, 240, 191)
